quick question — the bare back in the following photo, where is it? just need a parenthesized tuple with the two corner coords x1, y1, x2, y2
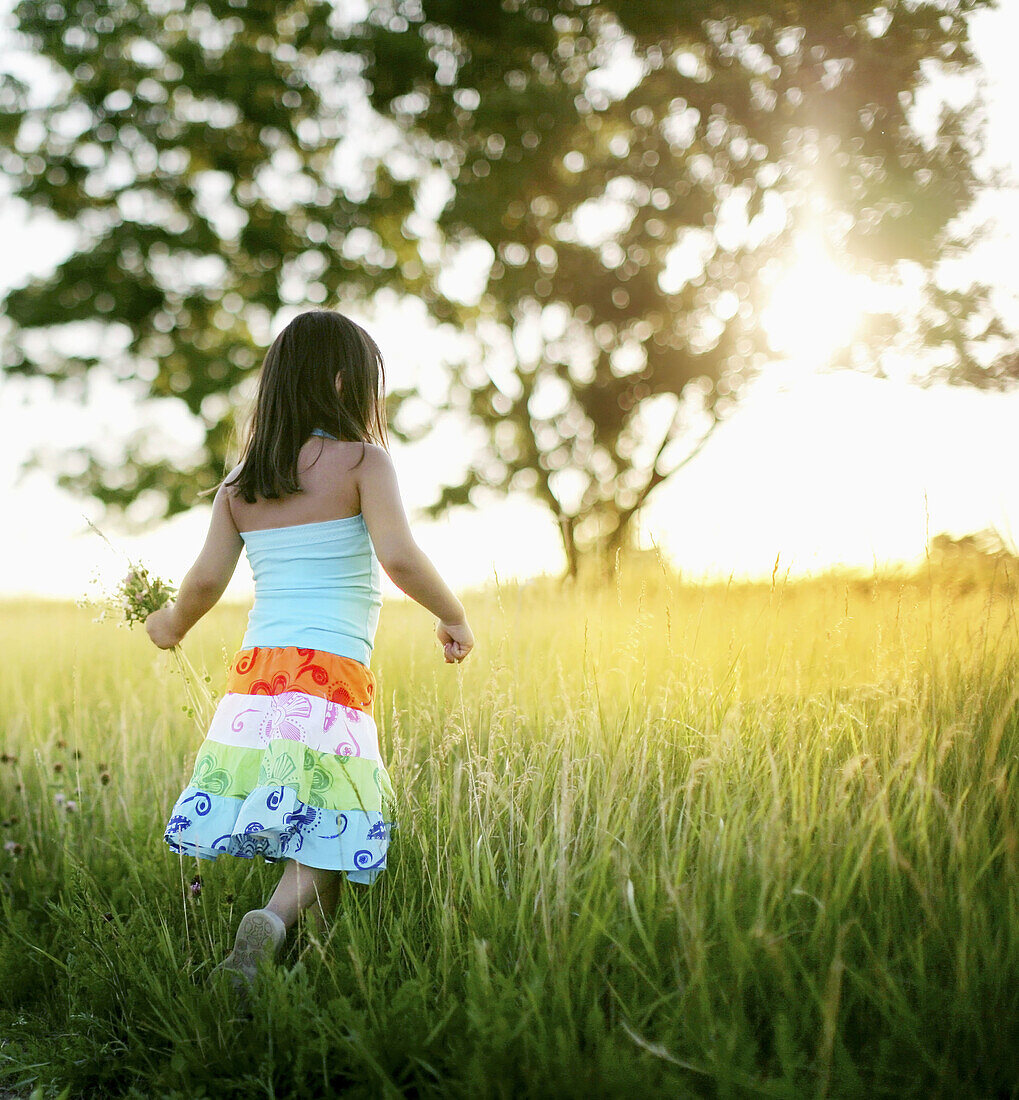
(225, 436, 365, 533)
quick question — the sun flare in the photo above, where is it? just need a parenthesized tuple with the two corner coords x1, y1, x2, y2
(762, 236, 871, 367)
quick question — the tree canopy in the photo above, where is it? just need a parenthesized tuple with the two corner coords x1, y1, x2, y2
(0, 0, 1008, 571)
(2, 0, 423, 515)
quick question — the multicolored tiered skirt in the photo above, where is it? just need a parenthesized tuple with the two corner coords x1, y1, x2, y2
(163, 646, 395, 885)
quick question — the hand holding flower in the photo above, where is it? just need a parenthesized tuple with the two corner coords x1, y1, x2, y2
(81, 520, 216, 727)
(145, 606, 185, 649)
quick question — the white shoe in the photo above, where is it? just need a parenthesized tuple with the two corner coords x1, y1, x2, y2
(209, 908, 287, 996)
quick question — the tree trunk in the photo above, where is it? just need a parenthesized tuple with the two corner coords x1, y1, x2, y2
(558, 514, 579, 583)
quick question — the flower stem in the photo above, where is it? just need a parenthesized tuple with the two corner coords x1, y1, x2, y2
(170, 645, 216, 728)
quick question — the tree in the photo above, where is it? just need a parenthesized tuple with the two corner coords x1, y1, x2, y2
(1, 0, 1005, 576)
(0, 0, 427, 517)
(360, 0, 1003, 574)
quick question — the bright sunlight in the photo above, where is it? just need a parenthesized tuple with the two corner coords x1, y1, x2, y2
(762, 232, 871, 366)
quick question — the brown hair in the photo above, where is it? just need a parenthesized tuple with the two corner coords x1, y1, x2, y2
(225, 310, 389, 503)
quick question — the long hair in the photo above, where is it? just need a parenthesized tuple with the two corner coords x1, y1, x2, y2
(225, 310, 389, 503)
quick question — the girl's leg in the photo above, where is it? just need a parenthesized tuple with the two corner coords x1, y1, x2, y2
(307, 871, 342, 938)
(211, 862, 342, 992)
(263, 859, 342, 932)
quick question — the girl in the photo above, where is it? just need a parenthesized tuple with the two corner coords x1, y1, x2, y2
(145, 309, 474, 995)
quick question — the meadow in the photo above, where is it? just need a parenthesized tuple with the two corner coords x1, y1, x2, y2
(0, 551, 1017, 1099)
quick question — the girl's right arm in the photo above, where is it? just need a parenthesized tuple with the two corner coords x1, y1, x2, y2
(358, 444, 475, 662)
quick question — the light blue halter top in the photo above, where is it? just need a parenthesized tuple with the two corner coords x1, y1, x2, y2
(238, 429, 382, 666)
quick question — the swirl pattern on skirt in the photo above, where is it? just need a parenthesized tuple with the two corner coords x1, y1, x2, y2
(163, 644, 394, 884)
(208, 690, 380, 760)
(227, 646, 375, 715)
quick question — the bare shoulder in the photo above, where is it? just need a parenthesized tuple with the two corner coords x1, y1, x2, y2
(219, 463, 245, 519)
(356, 442, 397, 480)
(360, 441, 392, 465)
(310, 437, 376, 473)
(220, 463, 244, 497)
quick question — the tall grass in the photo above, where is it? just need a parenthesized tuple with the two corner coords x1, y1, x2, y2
(1, 554, 1017, 1098)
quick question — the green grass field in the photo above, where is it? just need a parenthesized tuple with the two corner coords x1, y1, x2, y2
(1, 553, 1018, 1098)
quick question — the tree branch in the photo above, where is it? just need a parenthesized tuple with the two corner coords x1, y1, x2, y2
(615, 407, 720, 534)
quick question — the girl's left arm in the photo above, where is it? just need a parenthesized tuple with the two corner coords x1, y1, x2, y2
(146, 482, 243, 649)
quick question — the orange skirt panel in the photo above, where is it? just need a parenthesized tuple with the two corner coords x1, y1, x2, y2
(226, 646, 376, 717)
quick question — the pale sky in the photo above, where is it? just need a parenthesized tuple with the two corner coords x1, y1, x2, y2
(2, 4, 1018, 602)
